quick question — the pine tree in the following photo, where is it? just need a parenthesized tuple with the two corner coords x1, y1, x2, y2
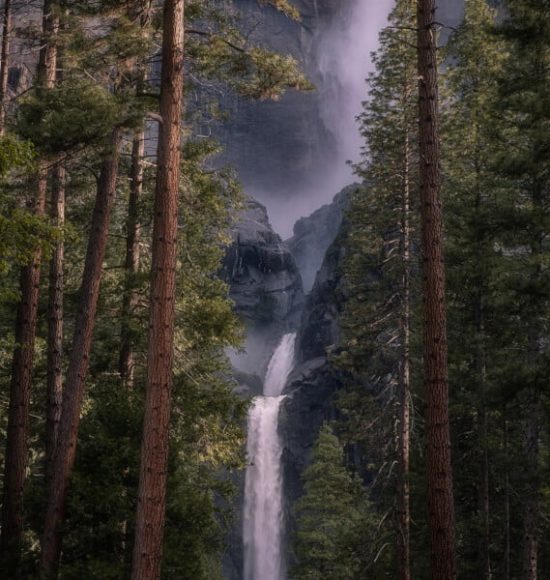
(0, 1, 60, 572)
(292, 425, 372, 580)
(417, 0, 456, 577)
(492, 2, 550, 578)
(442, 1, 506, 577)
(131, 1, 185, 577)
(340, 1, 418, 577)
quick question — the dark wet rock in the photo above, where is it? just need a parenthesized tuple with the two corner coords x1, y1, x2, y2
(279, 218, 350, 536)
(222, 197, 304, 376)
(286, 185, 352, 293)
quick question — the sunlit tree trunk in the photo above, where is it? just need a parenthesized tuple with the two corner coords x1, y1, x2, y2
(416, 1, 455, 578)
(0, 0, 11, 134)
(131, 0, 184, 576)
(119, 129, 144, 389)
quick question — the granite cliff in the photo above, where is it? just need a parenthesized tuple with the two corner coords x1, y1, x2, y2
(222, 197, 304, 385)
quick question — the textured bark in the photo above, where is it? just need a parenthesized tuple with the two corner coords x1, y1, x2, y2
(0, 3, 59, 573)
(0, 172, 47, 576)
(119, 130, 144, 389)
(40, 131, 121, 577)
(416, 1, 455, 578)
(396, 125, 411, 580)
(522, 396, 540, 580)
(0, 0, 11, 133)
(131, 1, 184, 577)
(45, 162, 65, 483)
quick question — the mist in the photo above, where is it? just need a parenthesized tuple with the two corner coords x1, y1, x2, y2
(253, 0, 394, 238)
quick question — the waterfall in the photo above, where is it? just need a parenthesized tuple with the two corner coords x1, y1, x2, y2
(243, 333, 297, 580)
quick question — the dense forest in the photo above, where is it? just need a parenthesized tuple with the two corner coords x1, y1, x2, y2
(0, 0, 548, 579)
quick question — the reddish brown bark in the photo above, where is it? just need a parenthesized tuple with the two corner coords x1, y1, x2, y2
(119, 129, 144, 389)
(0, 3, 59, 573)
(40, 130, 121, 577)
(417, 1, 456, 578)
(131, 0, 184, 577)
(45, 162, 65, 483)
(0, 172, 47, 576)
(0, 0, 11, 133)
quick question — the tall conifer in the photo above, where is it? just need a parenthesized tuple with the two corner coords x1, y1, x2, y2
(416, 0, 455, 577)
(131, 0, 185, 577)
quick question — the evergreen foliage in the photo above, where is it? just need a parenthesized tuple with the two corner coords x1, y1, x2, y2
(1, 0, 549, 577)
(0, 0, 310, 576)
(292, 425, 375, 580)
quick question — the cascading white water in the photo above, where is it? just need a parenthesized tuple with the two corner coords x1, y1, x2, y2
(243, 333, 297, 580)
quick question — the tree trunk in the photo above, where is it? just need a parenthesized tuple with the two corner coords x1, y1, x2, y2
(131, 0, 184, 577)
(396, 125, 411, 580)
(522, 395, 539, 580)
(0, 3, 59, 573)
(40, 130, 121, 577)
(477, 376, 491, 579)
(45, 162, 65, 484)
(472, 155, 491, 580)
(416, 1, 456, 578)
(503, 415, 511, 580)
(0, 0, 11, 134)
(45, 8, 65, 484)
(119, 129, 144, 389)
(0, 172, 47, 576)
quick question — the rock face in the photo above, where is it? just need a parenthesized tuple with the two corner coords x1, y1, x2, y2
(223, 192, 349, 579)
(222, 197, 304, 378)
(217, 0, 475, 199)
(279, 218, 350, 556)
(216, 0, 344, 195)
(222, 196, 306, 580)
(286, 185, 352, 293)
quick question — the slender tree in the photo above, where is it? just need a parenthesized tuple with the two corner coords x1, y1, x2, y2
(292, 425, 372, 580)
(442, 2, 506, 576)
(416, 0, 455, 577)
(131, 0, 185, 577)
(40, 129, 122, 577)
(45, 160, 65, 482)
(44, 0, 65, 486)
(494, 3, 550, 577)
(117, 1, 153, 392)
(0, 2, 59, 573)
(0, 0, 11, 133)
(348, 3, 418, 576)
(119, 128, 144, 389)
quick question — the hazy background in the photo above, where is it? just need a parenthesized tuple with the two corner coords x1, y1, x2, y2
(218, 0, 465, 238)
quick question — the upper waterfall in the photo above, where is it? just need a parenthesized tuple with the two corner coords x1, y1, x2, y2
(264, 333, 297, 397)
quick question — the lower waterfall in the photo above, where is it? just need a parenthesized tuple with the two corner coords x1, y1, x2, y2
(243, 333, 297, 580)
